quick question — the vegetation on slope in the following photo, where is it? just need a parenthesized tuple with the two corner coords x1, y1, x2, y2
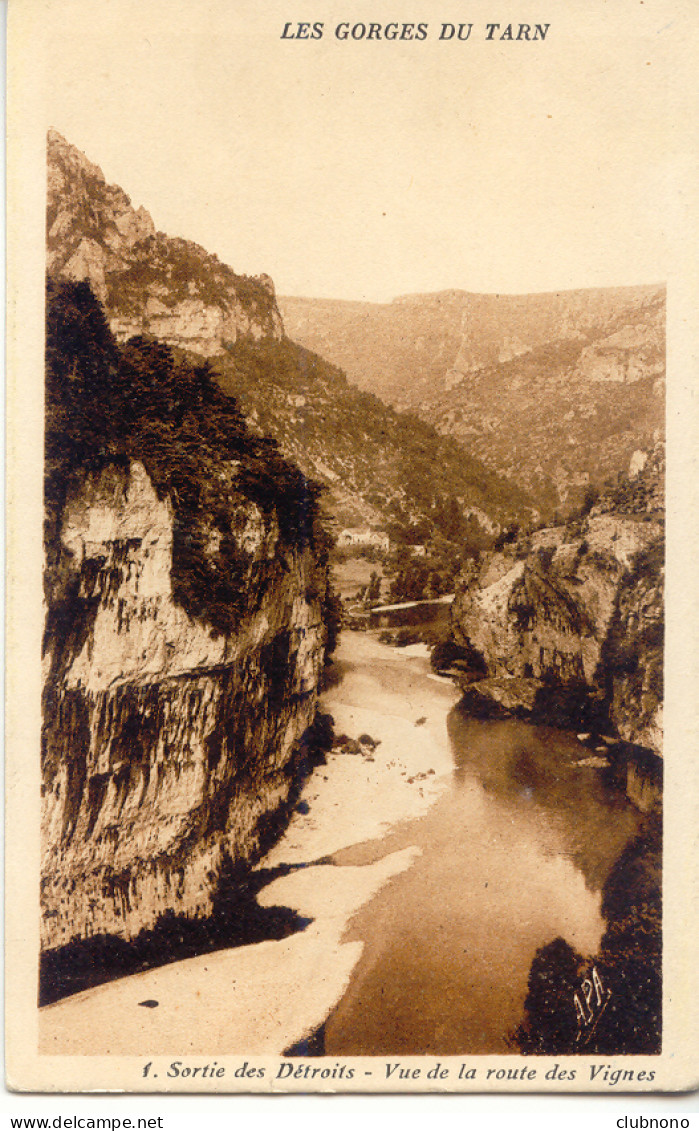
(211, 338, 532, 532)
(45, 278, 337, 639)
(280, 286, 665, 518)
(515, 815, 661, 1055)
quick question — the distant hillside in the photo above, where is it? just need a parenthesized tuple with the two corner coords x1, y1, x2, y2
(209, 339, 531, 531)
(280, 287, 665, 516)
(47, 133, 531, 537)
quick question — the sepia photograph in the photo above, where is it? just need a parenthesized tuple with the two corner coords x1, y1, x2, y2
(5, 0, 697, 1093)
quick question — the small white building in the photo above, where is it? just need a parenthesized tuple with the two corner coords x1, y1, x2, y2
(337, 528, 390, 553)
(629, 449, 648, 479)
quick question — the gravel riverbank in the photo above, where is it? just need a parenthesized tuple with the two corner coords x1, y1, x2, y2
(40, 633, 460, 1055)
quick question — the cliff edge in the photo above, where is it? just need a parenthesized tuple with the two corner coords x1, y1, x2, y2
(47, 130, 283, 355)
(450, 446, 664, 756)
(42, 281, 334, 969)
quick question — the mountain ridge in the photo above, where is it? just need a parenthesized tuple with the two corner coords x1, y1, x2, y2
(47, 132, 532, 536)
(47, 129, 283, 356)
(280, 284, 665, 516)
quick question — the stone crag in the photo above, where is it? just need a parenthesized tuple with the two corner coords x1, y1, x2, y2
(450, 447, 664, 756)
(41, 277, 335, 997)
(47, 130, 282, 355)
(42, 460, 329, 953)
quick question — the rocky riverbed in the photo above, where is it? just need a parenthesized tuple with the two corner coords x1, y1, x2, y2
(39, 633, 460, 1054)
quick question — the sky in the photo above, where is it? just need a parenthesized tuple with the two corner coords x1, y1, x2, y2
(30, 0, 683, 302)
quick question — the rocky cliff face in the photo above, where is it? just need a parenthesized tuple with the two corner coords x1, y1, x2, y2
(41, 280, 334, 968)
(281, 286, 665, 516)
(47, 131, 283, 355)
(47, 133, 528, 537)
(450, 447, 664, 755)
(42, 459, 328, 949)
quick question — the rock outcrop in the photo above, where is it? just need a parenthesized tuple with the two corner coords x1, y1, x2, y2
(42, 281, 333, 959)
(451, 447, 664, 755)
(280, 286, 665, 516)
(42, 457, 328, 949)
(47, 130, 283, 355)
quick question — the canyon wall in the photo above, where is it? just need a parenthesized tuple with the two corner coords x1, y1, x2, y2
(47, 130, 283, 355)
(42, 459, 329, 949)
(281, 286, 664, 516)
(47, 133, 526, 539)
(451, 448, 664, 755)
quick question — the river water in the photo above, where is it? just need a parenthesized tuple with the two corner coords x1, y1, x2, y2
(38, 633, 650, 1058)
(315, 653, 643, 1055)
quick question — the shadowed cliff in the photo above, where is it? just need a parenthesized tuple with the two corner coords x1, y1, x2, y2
(42, 281, 336, 971)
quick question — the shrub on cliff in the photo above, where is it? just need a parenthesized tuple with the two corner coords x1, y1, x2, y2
(430, 635, 487, 676)
(45, 278, 121, 529)
(596, 815, 662, 1052)
(45, 278, 332, 636)
(515, 816, 661, 1056)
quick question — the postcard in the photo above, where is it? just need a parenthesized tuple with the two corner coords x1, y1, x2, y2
(5, 0, 698, 1093)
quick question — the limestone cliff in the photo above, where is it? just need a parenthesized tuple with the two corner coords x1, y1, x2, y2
(450, 447, 664, 755)
(42, 282, 333, 959)
(47, 132, 527, 538)
(42, 461, 327, 949)
(47, 130, 282, 355)
(280, 286, 665, 516)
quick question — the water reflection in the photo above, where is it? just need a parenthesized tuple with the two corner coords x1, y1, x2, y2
(319, 708, 643, 1055)
(448, 713, 641, 892)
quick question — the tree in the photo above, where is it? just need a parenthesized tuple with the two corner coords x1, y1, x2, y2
(367, 571, 381, 602)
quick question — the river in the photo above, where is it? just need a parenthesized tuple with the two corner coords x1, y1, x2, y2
(39, 631, 647, 1057)
(305, 636, 644, 1055)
